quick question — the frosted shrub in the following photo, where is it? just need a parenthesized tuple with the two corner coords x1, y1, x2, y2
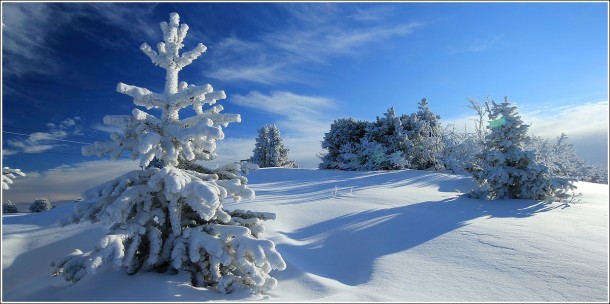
(30, 198, 52, 213)
(528, 133, 608, 184)
(52, 13, 285, 294)
(441, 98, 489, 173)
(3, 201, 19, 213)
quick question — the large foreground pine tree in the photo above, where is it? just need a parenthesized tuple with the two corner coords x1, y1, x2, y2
(52, 13, 285, 294)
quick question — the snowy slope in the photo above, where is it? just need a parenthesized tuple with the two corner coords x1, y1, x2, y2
(2, 168, 608, 302)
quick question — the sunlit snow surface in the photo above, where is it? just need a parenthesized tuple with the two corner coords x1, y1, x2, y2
(2, 168, 608, 302)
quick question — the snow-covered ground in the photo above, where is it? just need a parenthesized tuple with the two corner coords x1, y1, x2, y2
(2, 168, 608, 302)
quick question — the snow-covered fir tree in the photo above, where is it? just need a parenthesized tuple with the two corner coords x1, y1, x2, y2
(52, 13, 285, 294)
(404, 98, 444, 170)
(3, 200, 19, 213)
(250, 125, 297, 168)
(360, 107, 412, 170)
(2, 167, 26, 190)
(318, 118, 368, 170)
(250, 126, 271, 167)
(467, 97, 575, 200)
(30, 198, 52, 213)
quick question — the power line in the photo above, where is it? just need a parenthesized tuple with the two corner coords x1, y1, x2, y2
(2, 126, 100, 142)
(2, 131, 91, 145)
(21, 151, 86, 156)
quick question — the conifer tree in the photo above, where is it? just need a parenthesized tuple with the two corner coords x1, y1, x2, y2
(468, 97, 575, 200)
(250, 124, 296, 168)
(406, 98, 444, 170)
(318, 118, 368, 170)
(361, 107, 412, 170)
(250, 125, 271, 168)
(52, 13, 285, 294)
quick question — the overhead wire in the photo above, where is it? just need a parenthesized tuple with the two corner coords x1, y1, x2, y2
(2, 131, 92, 145)
(2, 126, 101, 142)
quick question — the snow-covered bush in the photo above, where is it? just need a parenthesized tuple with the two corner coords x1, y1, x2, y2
(441, 98, 489, 173)
(360, 107, 412, 170)
(3, 200, 19, 213)
(467, 97, 575, 200)
(442, 125, 481, 173)
(30, 198, 52, 213)
(2, 167, 26, 190)
(319, 118, 368, 170)
(319, 100, 444, 171)
(250, 124, 297, 168)
(52, 13, 285, 294)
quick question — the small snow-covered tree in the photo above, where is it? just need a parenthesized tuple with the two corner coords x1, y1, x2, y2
(405, 98, 444, 170)
(3, 200, 19, 213)
(250, 125, 296, 168)
(2, 167, 26, 190)
(30, 198, 52, 213)
(52, 13, 285, 294)
(468, 97, 575, 200)
(319, 118, 368, 170)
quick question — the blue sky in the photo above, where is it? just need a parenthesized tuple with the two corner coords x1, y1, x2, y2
(1, 2, 608, 202)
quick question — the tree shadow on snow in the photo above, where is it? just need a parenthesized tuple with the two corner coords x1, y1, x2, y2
(2, 217, 254, 302)
(276, 196, 564, 286)
(255, 169, 473, 206)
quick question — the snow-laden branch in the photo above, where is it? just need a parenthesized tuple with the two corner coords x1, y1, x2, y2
(2, 167, 26, 190)
(117, 83, 166, 110)
(54, 165, 281, 293)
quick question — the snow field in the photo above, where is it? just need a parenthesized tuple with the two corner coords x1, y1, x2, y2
(2, 168, 608, 301)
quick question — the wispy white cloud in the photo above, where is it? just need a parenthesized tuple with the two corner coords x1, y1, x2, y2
(4, 117, 87, 155)
(1, 3, 61, 77)
(231, 91, 336, 136)
(206, 4, 424, 85)
(208, 63, 298, 85)
(449, 34, 505, 54)
(1, 2, 157, 77)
